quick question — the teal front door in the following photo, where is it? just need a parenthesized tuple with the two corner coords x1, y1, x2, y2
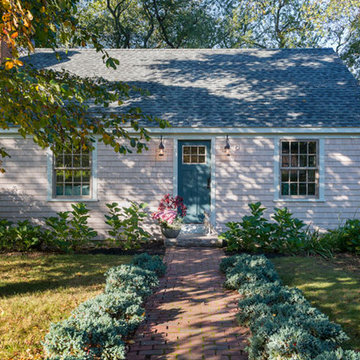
(178, 140, 211, 223)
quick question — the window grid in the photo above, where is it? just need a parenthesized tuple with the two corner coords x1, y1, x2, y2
(280, 140, 319, 198)
(182, 145, 206, 164)
(53, 145, 91, 198)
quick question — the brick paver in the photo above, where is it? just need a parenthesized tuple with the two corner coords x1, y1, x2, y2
(127, 247, 249, 360)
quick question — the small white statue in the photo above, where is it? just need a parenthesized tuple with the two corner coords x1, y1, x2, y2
(204, 211, 217, 235)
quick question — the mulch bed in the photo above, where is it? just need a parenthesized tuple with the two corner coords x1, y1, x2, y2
(1, 240, 166, 257)
(86, 240, 165, 256)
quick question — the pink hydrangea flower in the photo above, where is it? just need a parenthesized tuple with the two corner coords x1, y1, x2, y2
(152, 194, 187, 226)
(152, 210, 177, 224)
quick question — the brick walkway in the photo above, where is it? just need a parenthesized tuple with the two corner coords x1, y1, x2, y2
(127, 247, 249, 360)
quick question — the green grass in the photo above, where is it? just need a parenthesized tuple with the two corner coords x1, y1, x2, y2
(0, 253, 132, 360)
(272, 254, 360, 351)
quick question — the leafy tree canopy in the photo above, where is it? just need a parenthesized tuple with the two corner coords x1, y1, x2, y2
(225, 0, 360, 77)
(0, 0, 168, 172)
(75, 0, 360, 78)
(75, 0, 222, 48)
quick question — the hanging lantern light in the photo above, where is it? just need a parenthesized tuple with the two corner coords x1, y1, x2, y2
(158, 135, 165, 156)
(224, 135, 231, 156)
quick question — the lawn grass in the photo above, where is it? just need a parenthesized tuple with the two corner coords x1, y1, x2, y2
(0, 253, 133, 360)
(272, 254, 360, 351)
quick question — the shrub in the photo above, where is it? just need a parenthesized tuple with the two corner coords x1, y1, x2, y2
(314, 349, 360, 360)
(221, 254, 350, 360)
(9, 220, 46, 251)
(73, 291, 145, 327)
(105, 264, 159, 298)
(45, 212, 71, 251)
(45, 203, 97, 252)
(302, 229, 334, 259)
(44, 254, 166, 360)
(220, 202, 272, 252)
(219, 254, 240, 273)
(220, 202, 334, 257)
(44, 313, 128, 360)
(105, 202, 151, 250)
(324, 219, 360, 254)
(237, 287, 310, 324)
(270, 207, 308, 254)
(236, 279, 283, 298)
(132, 253, 166, 277)
(264, 325, 333, 360)
(68, 203, 97, 248)
(249, 305, 348, 345)
(0, 219, 52, 252)
(223, 254, 279, 290)
(0, 219, 12, 250)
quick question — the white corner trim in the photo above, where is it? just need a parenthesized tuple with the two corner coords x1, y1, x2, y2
(319, 138, 325, 201)
(273, 137, 325, 202)
(273, 137, 280, 201)
(46, 142, 98, 202)
(173, 138, 178, 197)
(46, 148, 53, 201)
(92, 140, 98, 200)
(210, 137, 216, 226)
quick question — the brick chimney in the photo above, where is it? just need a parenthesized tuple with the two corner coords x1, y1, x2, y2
(0, 40, 12, 64)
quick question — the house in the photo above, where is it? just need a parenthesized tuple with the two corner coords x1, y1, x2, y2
(1, 48, 360, 238)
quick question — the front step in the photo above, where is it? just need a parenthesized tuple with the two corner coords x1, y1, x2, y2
(165, 234, 222, 248)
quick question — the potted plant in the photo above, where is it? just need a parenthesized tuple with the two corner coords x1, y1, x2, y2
(151, 194, 187, 238)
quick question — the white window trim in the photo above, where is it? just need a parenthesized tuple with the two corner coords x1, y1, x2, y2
(47, 142, 98, 202)
(273, 137, 325, 202)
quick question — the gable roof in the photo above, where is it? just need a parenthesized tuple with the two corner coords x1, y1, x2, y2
(25, 48, 360, 128)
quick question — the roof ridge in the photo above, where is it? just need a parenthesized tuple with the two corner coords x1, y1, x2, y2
(33, 47, 336, 52)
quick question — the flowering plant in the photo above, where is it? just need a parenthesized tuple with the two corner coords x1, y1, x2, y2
(151, 194, 187, 229)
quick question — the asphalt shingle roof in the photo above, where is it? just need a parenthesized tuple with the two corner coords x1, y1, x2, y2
(26, 48, 360, 128)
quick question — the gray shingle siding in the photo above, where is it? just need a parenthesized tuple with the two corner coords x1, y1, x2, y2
(25, 48, 360, 128)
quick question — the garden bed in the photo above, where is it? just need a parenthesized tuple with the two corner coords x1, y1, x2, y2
(86, 239, 165, 256)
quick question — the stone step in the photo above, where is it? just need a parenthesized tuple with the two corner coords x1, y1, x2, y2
(165, 234, 223, 248)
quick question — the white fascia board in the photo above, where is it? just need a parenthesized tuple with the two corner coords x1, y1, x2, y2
(3, 127, 360, 136)
(146, 127, 360, 135)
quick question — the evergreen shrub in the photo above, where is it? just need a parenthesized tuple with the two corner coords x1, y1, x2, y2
(44, 254, 165, 360)
(220, 254, 351, 360)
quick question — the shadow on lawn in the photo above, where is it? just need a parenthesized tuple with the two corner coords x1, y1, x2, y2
(0, 274, 105, 297)
(0, 255, 132, 298)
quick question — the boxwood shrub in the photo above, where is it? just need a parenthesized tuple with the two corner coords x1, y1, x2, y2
(220, 254, 357, 360)
(43, 254, 165, 360)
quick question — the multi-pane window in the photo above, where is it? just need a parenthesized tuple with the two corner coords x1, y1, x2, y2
(53, 145, 91, 197)
(182, 145, 206, 164)
(280, 140, 318, 197)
